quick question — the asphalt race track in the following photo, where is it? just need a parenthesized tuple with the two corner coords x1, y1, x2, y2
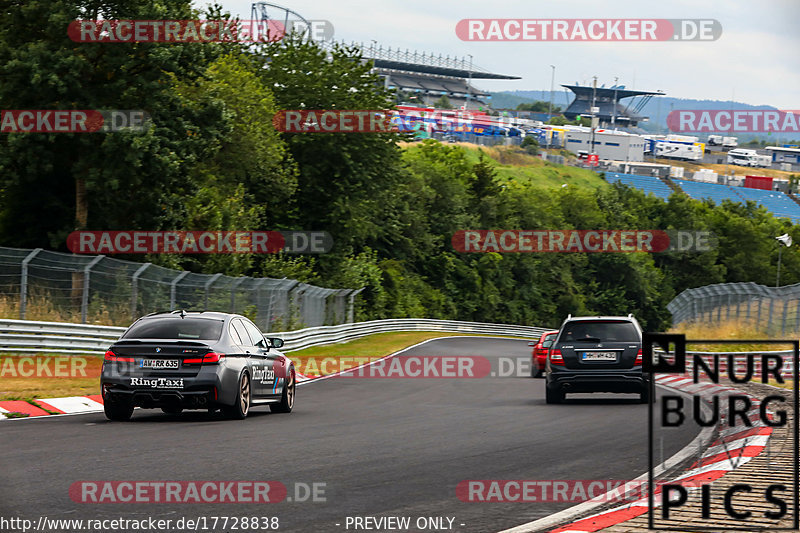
(0, 337, 701, 532)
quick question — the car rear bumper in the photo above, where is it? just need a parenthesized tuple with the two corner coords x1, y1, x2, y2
(103, 386, 218, 409)
(546, 369, 649, 393)
(101, 368, 228, 409)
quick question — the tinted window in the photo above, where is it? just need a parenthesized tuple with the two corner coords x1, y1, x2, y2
(123, 318, 223, 340)
(242, 320, 265, 346)
(560, 321, 639, 342)
(231, 320, 251, 346)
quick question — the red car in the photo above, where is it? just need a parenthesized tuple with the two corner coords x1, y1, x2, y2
(529, 330, 559, 378)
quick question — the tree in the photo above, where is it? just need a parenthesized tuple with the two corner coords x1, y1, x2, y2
(0, 0, 226, 248)
(547, 116, 571, 126)
(433, 95, 454, 109)
(251, 36, 407, 259)
(165, 51, 298, 275)
(516, 101, 561, 113)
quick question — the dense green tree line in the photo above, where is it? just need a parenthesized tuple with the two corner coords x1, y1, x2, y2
(1, 1, 798, 330)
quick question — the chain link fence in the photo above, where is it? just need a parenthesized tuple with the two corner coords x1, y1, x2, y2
(0, 247, 362, 331)
(667, 281, 800, 334)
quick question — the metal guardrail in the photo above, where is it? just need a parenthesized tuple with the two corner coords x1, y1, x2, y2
(0, 318, 549, 355)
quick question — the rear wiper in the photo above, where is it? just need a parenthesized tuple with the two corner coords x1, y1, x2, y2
(575, 336, 602, 342)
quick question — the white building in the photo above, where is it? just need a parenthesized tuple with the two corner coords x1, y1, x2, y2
(563, 128, 646, 162)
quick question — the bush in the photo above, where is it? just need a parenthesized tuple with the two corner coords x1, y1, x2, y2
(520, 135, 540, 156)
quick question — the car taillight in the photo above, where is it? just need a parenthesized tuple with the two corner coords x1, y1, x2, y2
(184, 352, 224, 365)
(635, 349, 643, 365)
(550, 349, 564, 365)
(104, 350, 134, 363)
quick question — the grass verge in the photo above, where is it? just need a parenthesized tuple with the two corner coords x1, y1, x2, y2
(668, 320, 799, 352)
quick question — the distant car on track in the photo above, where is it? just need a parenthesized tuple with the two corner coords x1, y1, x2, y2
(545, 315, 646, 404)
(528, 330, 559, 378)
(101, 310, 295, 421)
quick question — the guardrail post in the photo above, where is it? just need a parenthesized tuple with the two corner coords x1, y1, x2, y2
(19, 248, 42, 320)
(768, 298, 775, 333)
(230, 277, 247, 313)
(203, 273, 222, 311)
(265, 279, 297, 332)
(782, 299, 790, 336)
(348, 288, 365, 323)
(81, 255, 105, 324)
(130, 262, 151, 320)
(169, 271, 190, 311)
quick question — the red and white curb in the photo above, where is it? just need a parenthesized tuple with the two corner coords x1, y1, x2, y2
(501, 374, 777, 533)
(0, 395, 105, 418)
(0, 375, 313, 419)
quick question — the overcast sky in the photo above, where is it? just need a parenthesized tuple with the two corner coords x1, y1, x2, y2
(211, 0, 798, 108)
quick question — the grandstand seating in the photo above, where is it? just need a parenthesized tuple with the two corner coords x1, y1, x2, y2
(734, 187, 800, 223)
(609, 173, 800, 223)
(674, 179, 800, 223)
(673, 179, 743, 204)
(607, 172, 674, 200)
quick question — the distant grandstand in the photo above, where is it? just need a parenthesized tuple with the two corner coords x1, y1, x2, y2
(562, 84, 664, 128)
(357, 43, 520, 110)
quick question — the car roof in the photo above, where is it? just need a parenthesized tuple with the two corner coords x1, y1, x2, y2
(137, 311, 243, 321)
(563, 316, 638, 322)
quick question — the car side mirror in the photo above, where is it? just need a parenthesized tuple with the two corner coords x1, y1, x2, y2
(527, 342, 536, 347)
(269, 337, 285, 349)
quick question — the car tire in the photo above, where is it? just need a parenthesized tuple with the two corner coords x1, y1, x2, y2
(531, 361, 543, 378)
(271, 368, 295, 414)
(161, 406, 183, 415)
(224, 372, 251, 420)
(104, 400, 134, 421)
(639, 387, 650, 404)
(545, 387, 563, 404)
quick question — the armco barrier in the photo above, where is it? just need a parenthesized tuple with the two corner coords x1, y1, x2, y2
(0, 318, 549, 355)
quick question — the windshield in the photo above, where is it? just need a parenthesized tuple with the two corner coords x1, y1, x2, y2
(560, 321, 640, 342)
(122, 318, 224, 341)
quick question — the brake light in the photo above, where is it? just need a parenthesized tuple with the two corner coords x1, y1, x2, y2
(104, 350, 134, 363)
(635, 349, 643, 365)
(550, 349, 564, 365)
(184, 352, 224, 364)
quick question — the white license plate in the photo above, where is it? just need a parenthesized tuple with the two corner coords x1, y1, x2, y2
(139, 359, 179, 369)
(581, 352, 617, 361)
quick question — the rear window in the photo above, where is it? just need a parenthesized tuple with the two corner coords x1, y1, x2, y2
(560, 321, 639, 342)
(123, 318, 224, 341)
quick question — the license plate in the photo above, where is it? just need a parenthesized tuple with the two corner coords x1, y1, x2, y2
(139, 359, 179, 369)
(581, 351, 617, 361)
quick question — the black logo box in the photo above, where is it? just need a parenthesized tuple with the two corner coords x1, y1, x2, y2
(644, 333, 799, 531)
